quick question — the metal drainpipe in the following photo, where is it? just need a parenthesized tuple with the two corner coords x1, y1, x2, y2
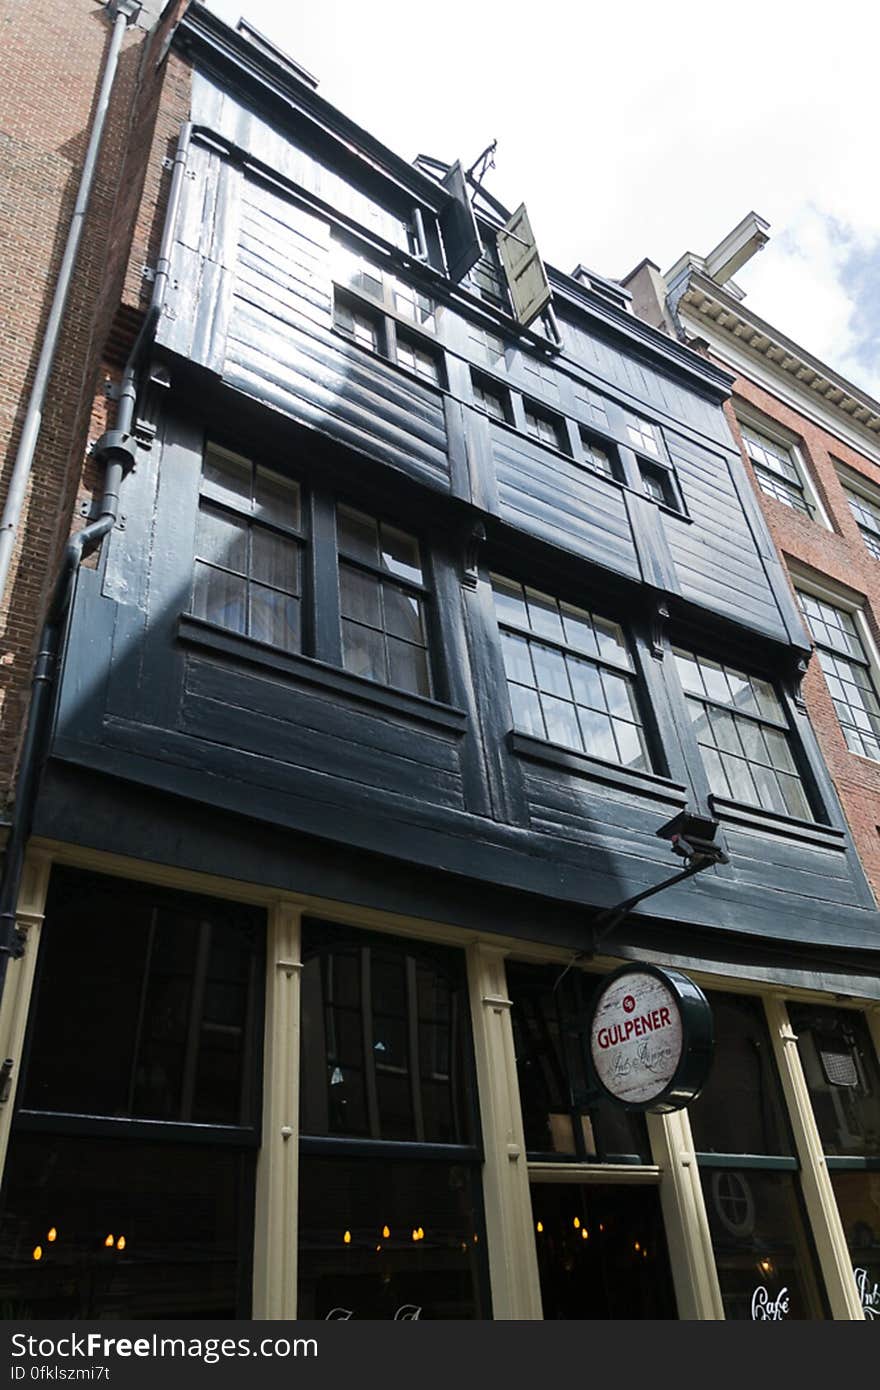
(0, 1, 138, 608)
(0, 119, 193, 1020)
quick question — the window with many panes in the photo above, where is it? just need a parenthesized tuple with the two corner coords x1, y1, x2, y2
(844, 486, 880, 561)
(740, 424, 813, 516)
(524, 404, 566, 452)
(193, 444, 304, 654)
(673, 647, 812, 819)
(492, 577, 649, 770)
(333, 293, 382, 352)
(471, 370, 509, 422)
(337, 505, 433, 698)
(624, 413, 662, 458)
(332, 240, 438, 333)
(395, 331, 442, 384)
(578, 430, 618, 480)
(797, 591, 880, 761)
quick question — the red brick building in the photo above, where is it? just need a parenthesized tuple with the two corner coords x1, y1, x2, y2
(0, 0, 182, 799)
(626, 219, 880, 900)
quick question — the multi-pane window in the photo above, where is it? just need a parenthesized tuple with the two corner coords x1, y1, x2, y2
(579, 431, 616, 479)
(524, 405, 566, 451)
(573, 384, 610, 432)
(471, 370, 509, 422)
(332, 294, 381, 352)
(522, 355, 560, 402)
(740, 424, 813, 516)
(798, 592, 880, 761)
(332, 241, 437, 332)
(193, 445, 303, 654)
(393, 280, 436, 331)
(467, 324, 505, 368)
(640, 462, 673, 506)
(395, 332, 441, 384)
(624, 413, 662, 457)
(337, 505, 432, 698)
(844, 487, 880, 561)
(673, 647, 812, 819)
(492, 576, 649, 770)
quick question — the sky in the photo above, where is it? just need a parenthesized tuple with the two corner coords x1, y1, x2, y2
(203, 0, 880, 401)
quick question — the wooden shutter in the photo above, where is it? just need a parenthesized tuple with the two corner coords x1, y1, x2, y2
(497, 203, 552, 327)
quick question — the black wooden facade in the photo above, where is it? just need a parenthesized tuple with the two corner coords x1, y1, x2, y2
(40, 7, 880, 991)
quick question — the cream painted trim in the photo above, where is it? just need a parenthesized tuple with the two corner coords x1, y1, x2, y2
(466, 944, 542, 1319)
(679, 309, 880, 467)
(0, 851, 52, 1184)
(251, 903, 302, 1319)
(528, 1162, 660, 1185)
(734, 403, 833, 530)
(647, 1110, 725, 1320)
(764, 995, 864, 1319)
(833, 458, 880, 509)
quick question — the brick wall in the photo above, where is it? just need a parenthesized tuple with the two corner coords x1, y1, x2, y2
(723, 374, 880, 900)
(0, 0, 191, 806)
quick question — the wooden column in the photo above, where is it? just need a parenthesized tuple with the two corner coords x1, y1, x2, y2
(0, 851, 51, 1182)
(647, 1108, 725, 1319)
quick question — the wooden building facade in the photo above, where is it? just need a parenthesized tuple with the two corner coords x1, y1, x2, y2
(1, 4, 878, 1321)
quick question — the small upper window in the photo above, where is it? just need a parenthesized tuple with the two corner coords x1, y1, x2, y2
(467, 324, 505, 368)
(333, 294, 381, 353)
(844, 486, 880, 561)
(393, 280, 436, 331)
(673, 647, 813, 820)
(395, 331, 442, 385)
(192, 445, 303, 654)
(492, 576, 650, 770)
(471, 370, 509, 423)
(522, 354, 560, 402)
(579, 431, 618, 480)
(573, 384, 610, 432)
(624, 413, 662, 457)
(739, 424, 813, 517)
(337, 505, 432, 698)
(798, 591, 880, 762)
(524, 404, 566, 452)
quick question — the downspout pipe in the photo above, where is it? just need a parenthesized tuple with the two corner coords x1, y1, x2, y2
(0, 1, 136, 608)
(0, 119, 193, 1015)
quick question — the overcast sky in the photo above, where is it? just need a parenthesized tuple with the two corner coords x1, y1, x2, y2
(204, 0, 880, 401)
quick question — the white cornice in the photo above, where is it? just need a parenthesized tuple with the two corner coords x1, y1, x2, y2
(677, 289, 880, 468)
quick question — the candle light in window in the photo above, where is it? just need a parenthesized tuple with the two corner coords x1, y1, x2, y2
(382, 1225, 390, 1239)
(417, 1227, 424, 1241)
(536, 1221, 543, 1234)
(581, 1228, 589, 1241)
(758, 1258, 773, 1277)
(573, 1216, 581, 1230)
(633, 1242, 641, 1253)
(104, 1234, 115, 1248)
(412, 1228, 419, 1242)
(116, 1236, 126, 1252)
(32, 1245, 42, 1262)
(375, 1245, 382, 1253)
(343, 1230, 351, 1245)
(47, 1227, 57, 1243)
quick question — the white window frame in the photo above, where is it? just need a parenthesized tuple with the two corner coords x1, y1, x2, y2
(789, 562, 880, 764)
(735, 407, 832, 530)
(833, 459, 880, 561)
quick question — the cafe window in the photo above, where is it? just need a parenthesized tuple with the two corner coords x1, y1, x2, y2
(0, 867, 264, 1319)
(687, 992, 828, 1319)
(297, 921, 489, 1319)
(507, 962, 652, 1165)
(787, 1003, 880, 1319)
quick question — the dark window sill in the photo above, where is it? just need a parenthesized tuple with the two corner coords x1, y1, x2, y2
(15, 1109, 259, 1148)
(178, 613, 468, 734)
(695, 1152, 799, 1171)
(509, 730, 687, 805)
(709, 794, 844, 849)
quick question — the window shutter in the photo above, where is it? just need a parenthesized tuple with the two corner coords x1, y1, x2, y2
(498, 203, 552, 327)
(439, 161, 482, 284)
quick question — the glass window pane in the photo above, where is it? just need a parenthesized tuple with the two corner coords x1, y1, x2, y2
(700, 746, 730, 798)
(576, 706, 617, 762)
(592, 616, 630, 665)
(752, 677, 784, 721)
(339, 565, 381, 627)
(566, 656, 604, 709)
(192, 562, 247, 635)
(195, 504, 247, 572)
(830, 1172, 880, 1320)
(508, 683, 545, 739)
(560, 603, 597, 657)
(700, 658, 730, 703)
(720, 753, 758, 804)
(689, 992, 795, 1156)
(384, 585, 425, 644)
(600, 671, 636, 720)
(700, 1170, 827, 1319)
(0, 1136, 251, 1319)
(297, 1157, 488, 1319)
(251, 528, 299, 593)
(249, 586, 300, 653)
(381, 525, 423, 584)
(342, 620, 386, 684)
(203, 447, 251, 508)
(525, 588, 564, 641)
(501, 632, 536, 687)
(253, 467, 300, 528)
(387, 638, 430, 696)
(541, 695, 581, 749)
(531, 643, 570, 697)
(337, 506, 379, 565)
(492, 576, 528, 629)
(778, 774, 812, 821)
(788, 1004, 880, 1158)
(613, 719, 648, 771)
(673, 648, 704, 695)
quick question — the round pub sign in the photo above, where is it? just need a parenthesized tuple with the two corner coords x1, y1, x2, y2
(588, 963, 713, 1113)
